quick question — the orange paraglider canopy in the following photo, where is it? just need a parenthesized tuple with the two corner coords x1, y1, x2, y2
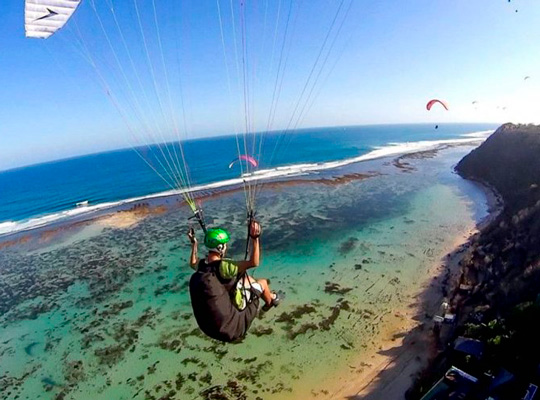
(426, 99, 449, 111)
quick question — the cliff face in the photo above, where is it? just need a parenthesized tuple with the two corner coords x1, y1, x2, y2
(454, 123, 540, 311)
(456, 123, 540, 212)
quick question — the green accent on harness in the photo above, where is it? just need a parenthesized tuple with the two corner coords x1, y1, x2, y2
(204, 228, 230, 249)
(233, 288, 244, 309)
(218, 259, 243, 309)
(219, 259, 239, 280)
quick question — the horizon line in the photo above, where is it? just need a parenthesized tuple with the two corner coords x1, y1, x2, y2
(1, 121, 499, 173)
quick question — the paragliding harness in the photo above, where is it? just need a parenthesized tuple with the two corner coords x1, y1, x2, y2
(190, 207, 261, 311)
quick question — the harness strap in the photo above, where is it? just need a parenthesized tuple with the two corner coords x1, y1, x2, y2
(244, 209, 254, 260)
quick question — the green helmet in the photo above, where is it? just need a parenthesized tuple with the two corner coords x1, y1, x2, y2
(204, 228, 230, 250)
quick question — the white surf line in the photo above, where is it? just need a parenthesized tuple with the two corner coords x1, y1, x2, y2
(0, 132, 492, 237)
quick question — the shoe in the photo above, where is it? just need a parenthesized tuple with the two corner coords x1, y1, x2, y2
(262, 291, 281, 311)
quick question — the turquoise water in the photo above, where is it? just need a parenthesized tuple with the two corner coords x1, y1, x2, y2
(0, 144, 489, 400)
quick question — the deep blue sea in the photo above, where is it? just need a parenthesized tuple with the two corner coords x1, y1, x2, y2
(0, 123, 496, 235)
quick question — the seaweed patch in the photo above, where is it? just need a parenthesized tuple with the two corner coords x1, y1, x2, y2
(288, 323, 319, 340)
(324, 282, 353, 295)
(250, 326, 273, 337)
(339, 237, 358, 253)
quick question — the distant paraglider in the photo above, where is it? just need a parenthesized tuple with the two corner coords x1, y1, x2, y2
(23, 0, 355, 241)
(426, 99, 449, 111)
(524, 76, 531, 81)
(228, 155, 259, 169)
(426, 99, 448, 130)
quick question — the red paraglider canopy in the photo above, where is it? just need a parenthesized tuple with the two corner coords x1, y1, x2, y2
(426, 99, 449, 111)
(228, 155, 258, 169)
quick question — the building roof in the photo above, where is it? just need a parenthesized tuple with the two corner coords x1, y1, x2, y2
(454, 336, 485, 360)
(420, 367, 478, 400)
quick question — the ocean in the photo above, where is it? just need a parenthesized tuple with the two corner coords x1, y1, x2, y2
(0, 123, 496, 236)
(0, 123, 496, 399)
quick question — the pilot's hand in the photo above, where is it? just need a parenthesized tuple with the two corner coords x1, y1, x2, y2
(187, 227, 197, 244)
(249, 220, 261, 239)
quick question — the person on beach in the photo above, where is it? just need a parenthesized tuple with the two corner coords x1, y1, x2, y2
(187, 220, 281, 342)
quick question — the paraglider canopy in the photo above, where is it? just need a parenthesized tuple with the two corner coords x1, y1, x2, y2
(25, 0, 82, 39)
(426, 99, 449, 111)
(228, 155, 258, 169)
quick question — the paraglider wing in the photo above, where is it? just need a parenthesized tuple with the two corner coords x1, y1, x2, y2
(524, 76, 531, 80)
(228, 155, 258, 169)
(25, 0, 82, 39)
(426, 99, 449, 111)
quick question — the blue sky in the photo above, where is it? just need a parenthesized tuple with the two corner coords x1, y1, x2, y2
(2, 0, 540, 170)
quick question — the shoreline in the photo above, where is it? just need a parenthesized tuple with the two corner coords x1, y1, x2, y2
(317, 179, 503, 399)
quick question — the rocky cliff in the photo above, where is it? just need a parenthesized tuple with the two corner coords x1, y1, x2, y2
(457, 123, 540, 212)
(454, 123, 540, 311)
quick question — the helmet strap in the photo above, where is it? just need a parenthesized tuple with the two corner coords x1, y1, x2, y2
(209, 244, 226, 257)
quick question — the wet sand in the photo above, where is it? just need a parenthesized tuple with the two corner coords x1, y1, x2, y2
(96, 204, 167, 229)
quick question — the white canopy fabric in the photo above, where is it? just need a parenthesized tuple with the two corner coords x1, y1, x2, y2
(25, 0, 82, 39)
